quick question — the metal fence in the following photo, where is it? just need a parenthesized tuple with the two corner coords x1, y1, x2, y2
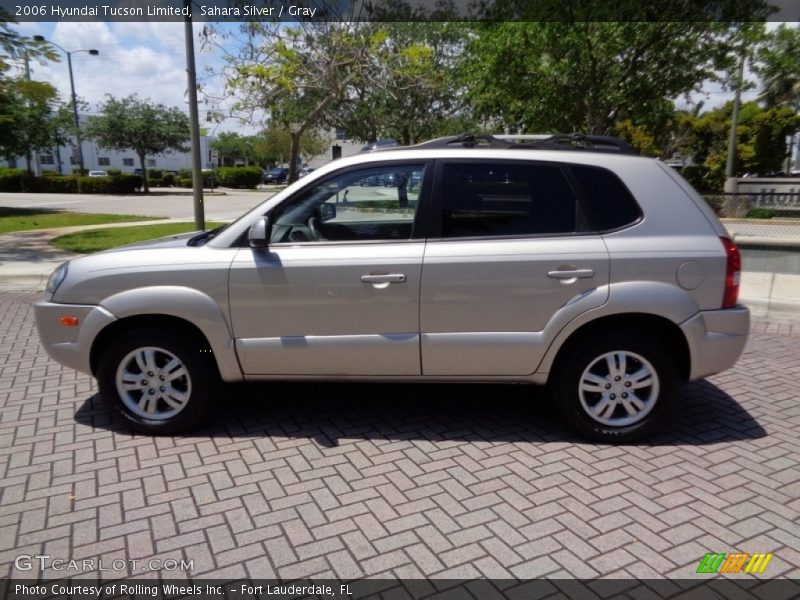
(703, 193, 800, 240)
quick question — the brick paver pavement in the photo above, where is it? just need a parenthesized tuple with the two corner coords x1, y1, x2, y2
(1, 291, 799, 580)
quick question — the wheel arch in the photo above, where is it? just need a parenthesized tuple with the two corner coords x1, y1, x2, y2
(546, 313, 691, 384)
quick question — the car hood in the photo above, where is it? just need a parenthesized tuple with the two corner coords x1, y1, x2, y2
(97, 231, 199, 253)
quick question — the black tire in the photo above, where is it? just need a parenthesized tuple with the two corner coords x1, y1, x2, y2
(551, 332, 678, 443)
(97, 329, 216, 435)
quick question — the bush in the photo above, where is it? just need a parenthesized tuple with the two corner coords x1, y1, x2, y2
(24, 175, 78, 193)
(161, 173, 175, 187)
(177, 168, 192, 179)
(216, 166, 263, 189)
(745, 207, 776, 219)
(148, 168, 163, 180)
(177, 177, 193, 188)
(202, 170, 217, 188)
(680, 165, 721, 193)
(106, 168, 122, 176)
(41, 170, 63, 177)
(702, 195, 725, 216)
(0, 168, 25, 192)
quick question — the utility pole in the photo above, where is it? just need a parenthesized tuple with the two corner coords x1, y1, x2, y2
(184, 0, 205, 231)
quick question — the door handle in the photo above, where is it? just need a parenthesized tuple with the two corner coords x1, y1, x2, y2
(547, 268, 595, 280)
(361, 273, 406, 284)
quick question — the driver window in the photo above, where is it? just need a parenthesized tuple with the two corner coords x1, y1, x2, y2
(270, 163, 425, 243)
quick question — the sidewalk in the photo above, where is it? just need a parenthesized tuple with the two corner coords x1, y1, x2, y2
(0, 224, 798, 320)
(0, 219, 185, 289)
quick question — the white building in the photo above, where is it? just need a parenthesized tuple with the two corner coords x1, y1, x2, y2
(0, 114, 216, 174)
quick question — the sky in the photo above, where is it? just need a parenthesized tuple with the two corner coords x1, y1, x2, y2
(7, 20, 798, 138)
(11, 20, 253, 135)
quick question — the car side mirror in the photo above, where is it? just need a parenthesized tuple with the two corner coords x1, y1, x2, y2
(248, 216, 271, 249)
(318, 203, 336, 222)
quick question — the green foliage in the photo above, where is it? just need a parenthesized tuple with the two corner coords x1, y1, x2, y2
(216, 166, 262, 189)
(177, 177, 193, 188)
(51, 221, 224, 254)
(0, 78, 71, 172)
(209, 132, 255, 165)
(161, 173, 175, 187)
(681, 165, 724, 194)
(148, 168, 163, 179)
(459, 22, 744, 135)
(687, 101, 800, 189)
(177, 168, 192, 179)
(0, 168, 24, 191)
(745, 207, 776, 219)
(0, 173, 142, 194)
(0, 207, 155, 235)
(85, 94, 189, 193)
(755, 24, 800, 109)
(106, 168, 122, 176)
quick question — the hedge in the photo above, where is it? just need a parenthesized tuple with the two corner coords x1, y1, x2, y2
(216, 166, 262, 189)
(0, 171, 142, 194)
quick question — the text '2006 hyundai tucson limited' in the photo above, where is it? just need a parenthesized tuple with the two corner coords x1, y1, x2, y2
(34, 134, 749, 442)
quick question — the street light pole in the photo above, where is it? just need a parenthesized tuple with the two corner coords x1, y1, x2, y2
(33, 36, 98, 174)
(724, 50, 746, 194)
(184, 0, 205, 231)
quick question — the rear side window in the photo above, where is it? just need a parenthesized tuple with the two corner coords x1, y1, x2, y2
(440, 162, 577, 238)
(570, 165, 641, 231)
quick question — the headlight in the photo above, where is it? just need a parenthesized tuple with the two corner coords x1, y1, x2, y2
(45, 261, 69, 298)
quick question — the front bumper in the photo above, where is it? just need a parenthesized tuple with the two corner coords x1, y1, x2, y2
(33, 298, 117, 375)
(681, 305, 750, 381)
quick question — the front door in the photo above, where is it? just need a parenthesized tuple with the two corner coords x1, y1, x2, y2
(229, 161, 431, 376)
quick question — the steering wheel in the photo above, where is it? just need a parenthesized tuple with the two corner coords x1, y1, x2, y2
(307, 215, 321, 241)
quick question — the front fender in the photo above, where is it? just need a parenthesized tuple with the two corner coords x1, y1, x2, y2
(100, 286, 242, 381)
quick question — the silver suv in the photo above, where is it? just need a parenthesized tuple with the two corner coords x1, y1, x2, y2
(34, 134, 749, 442)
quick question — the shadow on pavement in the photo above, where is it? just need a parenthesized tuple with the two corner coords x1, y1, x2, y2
(75, 378, 766, 446)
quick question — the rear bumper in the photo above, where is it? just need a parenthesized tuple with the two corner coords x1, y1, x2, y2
(681, 305, 750, 381)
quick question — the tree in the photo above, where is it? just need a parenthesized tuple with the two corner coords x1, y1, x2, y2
(755, 24, 800, 110)
(204, 21, 383, 183)
(325, 23, 471, 145)
(0, 79, 71, 174)
(754, 24, 800, 172)
(85, 94, 190, 192)
(681, 101, 800, 190)
(459, 22, 758, 136)
(209, 132, 254, 166)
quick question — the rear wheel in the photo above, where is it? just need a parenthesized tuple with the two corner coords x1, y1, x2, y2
(551, 332, 678, 442)
(97, 329, 215, 434)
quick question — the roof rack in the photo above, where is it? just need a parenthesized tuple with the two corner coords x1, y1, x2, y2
(411, 133, 639, 155)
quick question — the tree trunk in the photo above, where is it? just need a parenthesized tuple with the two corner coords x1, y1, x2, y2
(139, 152, 149, 193)
(288, 131, 302, 184)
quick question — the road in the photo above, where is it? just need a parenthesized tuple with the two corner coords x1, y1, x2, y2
(0, 188, 275, 221)
(0, 290, 798, 581)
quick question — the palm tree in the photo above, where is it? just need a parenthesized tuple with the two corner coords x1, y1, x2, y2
(755, 25, 800, 172)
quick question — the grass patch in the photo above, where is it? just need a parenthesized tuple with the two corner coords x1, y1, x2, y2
(0, 207, 156, 234)
(51, 222, 225, 254)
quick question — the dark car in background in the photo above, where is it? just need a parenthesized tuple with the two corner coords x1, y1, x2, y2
(263, 167, 289, 184)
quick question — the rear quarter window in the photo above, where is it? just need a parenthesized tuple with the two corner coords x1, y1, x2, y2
(570, 165, 641, 231)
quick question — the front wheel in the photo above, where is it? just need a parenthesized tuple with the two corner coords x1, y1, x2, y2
(97, 329, 215, 434)
(551, 333, 678, 443)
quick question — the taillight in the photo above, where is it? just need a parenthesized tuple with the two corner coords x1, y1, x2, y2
(720, 236, 741, 309)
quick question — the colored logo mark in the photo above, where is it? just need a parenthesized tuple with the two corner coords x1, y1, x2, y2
(696, 552, 773, 574)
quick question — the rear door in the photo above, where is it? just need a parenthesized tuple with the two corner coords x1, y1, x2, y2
(419, 159, 610, 376)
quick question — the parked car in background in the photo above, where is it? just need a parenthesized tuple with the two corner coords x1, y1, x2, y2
(263, 167, 289, 184)
(35, 133, 749, 442)
(88, 170, 108, 177)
